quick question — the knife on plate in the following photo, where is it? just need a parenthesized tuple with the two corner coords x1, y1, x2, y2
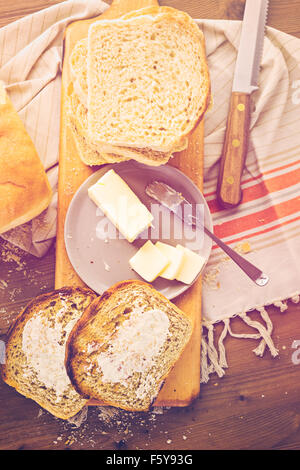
(146, 181, 269, 286)
(217, 0, 269, 209)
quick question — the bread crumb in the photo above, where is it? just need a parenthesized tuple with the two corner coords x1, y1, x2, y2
(203, 267, 220, 290)
(234, 241, 252, 254)
(51, 403, 172, 448)
(67, 406, 88, 428)
(0, 241, 27, 269)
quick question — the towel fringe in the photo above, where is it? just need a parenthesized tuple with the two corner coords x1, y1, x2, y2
(273, 300, 288, 312)
(200, 292, 300, 383)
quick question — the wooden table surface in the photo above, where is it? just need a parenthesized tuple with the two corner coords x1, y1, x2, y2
(1, 0, 300, 451)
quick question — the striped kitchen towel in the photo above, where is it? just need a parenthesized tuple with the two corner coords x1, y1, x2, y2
(199, 20, 300, 381)
(0, 1, 299, 381)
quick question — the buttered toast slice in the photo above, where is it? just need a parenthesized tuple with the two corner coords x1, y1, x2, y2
(1, 287, 97, 420)
(66, 280, 193, 412)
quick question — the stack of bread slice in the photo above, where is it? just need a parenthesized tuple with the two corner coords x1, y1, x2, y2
(67, 6, 210, 167)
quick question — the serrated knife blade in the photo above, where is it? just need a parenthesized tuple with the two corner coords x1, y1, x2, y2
(233, 0, 269, 94)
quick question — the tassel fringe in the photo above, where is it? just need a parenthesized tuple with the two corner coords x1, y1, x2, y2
(201, 293, 300, 383)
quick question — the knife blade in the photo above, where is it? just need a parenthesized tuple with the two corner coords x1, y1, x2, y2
(217, 0, 269, 209)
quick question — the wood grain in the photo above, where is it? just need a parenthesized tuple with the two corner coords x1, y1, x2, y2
(1, 0, 300, 451)
(217, 92, 251, 208)
(55, 0, 204, 407)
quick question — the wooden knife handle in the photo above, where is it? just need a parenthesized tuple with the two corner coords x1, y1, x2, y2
(217, 92, 251, 209)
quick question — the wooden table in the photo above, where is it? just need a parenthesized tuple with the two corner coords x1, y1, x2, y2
(1, 0, 300, 451)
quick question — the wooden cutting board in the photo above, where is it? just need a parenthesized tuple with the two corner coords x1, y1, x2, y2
(55, 0, 204, 407)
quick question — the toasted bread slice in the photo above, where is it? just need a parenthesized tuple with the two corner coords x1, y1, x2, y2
(1, 287, 97, 419)
(66, 280, 193, 412)
(87, 7, 210, 153)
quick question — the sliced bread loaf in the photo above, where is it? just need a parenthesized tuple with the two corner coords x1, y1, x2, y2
(69, 37, 88, 107)
(66, 280, 193, 412)
(87, 7, 210, 153)
(68, 45, 174, 166)
(67, 86, 172, 166)
(67, 88, 127, 166)
(68, 118, 112, 166)
(1, 287, 97, 419)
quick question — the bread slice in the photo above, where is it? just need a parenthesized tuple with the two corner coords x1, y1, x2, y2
(1, 287, 97, 419)
(0, 81, 52, 234)
(66, 84, 130, 165)
(68, 50, 174, 166)
(87, 7, 210, 153)
(68, 118, 110, 166)
(67, 87, 172, 166)
(69, 37, 88, 107)
(66, 280, 193, 412)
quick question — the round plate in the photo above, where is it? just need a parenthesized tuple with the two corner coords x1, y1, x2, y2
(64, 161, 213, 300)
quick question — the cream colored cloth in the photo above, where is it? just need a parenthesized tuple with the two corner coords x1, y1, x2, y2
(1, 2, 300, 361)
(0, 0, 108, 256)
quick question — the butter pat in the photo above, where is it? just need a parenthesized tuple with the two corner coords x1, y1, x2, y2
(129, 241, 169, 282)
(88, 169, 153, 243)
(155, 242, 184, 280)
(176, 245, 205, 284)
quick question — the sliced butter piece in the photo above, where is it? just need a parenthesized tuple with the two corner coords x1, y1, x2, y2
(155, 241, 184, 281)
(129, 241, 169, 283)
(176, 245, 205, 284)
(88, 169, 153, 243)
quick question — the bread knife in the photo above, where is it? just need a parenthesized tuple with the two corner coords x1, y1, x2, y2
(146, 181, 269, 286)
(217, 0, 269, 209)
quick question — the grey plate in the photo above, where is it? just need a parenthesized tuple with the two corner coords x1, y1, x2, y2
(64, 161, 213, 300)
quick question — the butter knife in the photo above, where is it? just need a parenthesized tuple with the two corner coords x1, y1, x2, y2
(146, 181, 269, 287)
(217, 0, 269, 209)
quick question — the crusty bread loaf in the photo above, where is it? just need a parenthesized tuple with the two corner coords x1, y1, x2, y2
(66, 280, 193, 412)
(1, 287, 97, 419)
(87, 7, 210, 153)
(0, 81, 52, 234)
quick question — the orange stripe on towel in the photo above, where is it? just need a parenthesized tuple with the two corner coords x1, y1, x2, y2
(214, 197, 300, 239)
(208, 167, 300, 214)
(212, 214, 300, 249)
(204, 158, 300, 200)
